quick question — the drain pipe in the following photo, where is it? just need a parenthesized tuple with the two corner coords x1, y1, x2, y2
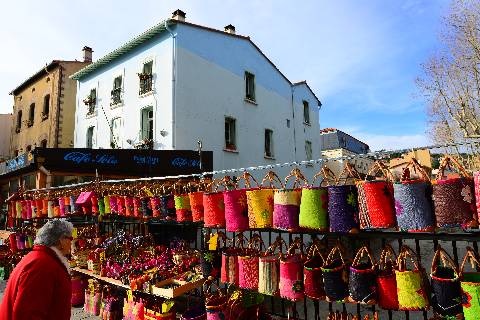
(165, 21, 177, 149)
(291, 86, 298, 162)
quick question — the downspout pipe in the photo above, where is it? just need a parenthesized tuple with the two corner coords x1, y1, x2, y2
(54, 65, 63, 147)
(291, 86, 297, 162)
(164, 21, 177, 149)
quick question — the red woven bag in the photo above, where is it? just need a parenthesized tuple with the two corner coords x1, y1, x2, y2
(376, 245, 399, 310)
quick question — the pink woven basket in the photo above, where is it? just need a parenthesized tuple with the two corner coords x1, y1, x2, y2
(238, 234, 264, 289)
(280, 238, 305, 301)
(224, 172, 259, 232)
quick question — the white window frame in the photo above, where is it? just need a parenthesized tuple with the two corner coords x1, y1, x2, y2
(140, 106, 154, 141)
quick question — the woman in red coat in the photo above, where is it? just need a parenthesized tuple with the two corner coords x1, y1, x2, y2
(0, 219, 74, 320)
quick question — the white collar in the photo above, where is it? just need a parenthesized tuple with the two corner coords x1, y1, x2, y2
(49, 246, 71, 275)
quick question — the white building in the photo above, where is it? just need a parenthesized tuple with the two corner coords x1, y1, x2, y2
(72, 10, 322, 176)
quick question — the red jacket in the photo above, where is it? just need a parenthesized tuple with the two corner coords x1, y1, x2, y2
(0, 245, 72, 320)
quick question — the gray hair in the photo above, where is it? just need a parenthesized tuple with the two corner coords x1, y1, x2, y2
(34, 219, 74, 247)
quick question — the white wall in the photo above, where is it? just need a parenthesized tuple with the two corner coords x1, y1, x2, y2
(74, 33, 174, 150)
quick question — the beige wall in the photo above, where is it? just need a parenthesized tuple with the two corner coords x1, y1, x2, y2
(322, 148, 374, 178)
(0, 114, 12, 160)
(9, 61, 88, 155)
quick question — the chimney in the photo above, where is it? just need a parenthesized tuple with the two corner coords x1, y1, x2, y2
(82, 46, 93, 63)
(224, 24, 236, 34)
(172, 9, 186, 22)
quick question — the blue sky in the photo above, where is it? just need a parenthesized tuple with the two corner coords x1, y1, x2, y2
(0, 0, 449, 150)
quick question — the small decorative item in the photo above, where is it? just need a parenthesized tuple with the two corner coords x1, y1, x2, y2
(433, 155, 478, 229)
(357, 161, 396, 230)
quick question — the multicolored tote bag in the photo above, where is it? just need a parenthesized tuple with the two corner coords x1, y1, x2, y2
(246, 171, 282, 229)
(433, 155, 478, 229)
(460, 247, 480, 320)
(273, 168, 304, 231)
(430, 246, 462, 318)
(258, 236, 286, 296)
(279, 238, 305, 301)
(348, 246, 377, 305)
(221, 233, 247, 286)
(357, 161, 396, 230)
(395, 246, 430, 311)
(303, 240, 326, 300)
(328, 162, 360, 233)
(238, 234, 264, 289)
(203, 178, 229, 228)
(376, 245, 399, 310)
(224, 172, 258, 232)
(299, 166, 333, 231)
(322, 245, 350, 302)
(394, 158, 435, 232)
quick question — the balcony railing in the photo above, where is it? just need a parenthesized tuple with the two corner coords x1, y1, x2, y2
(110, 88, 122, 105)
(138, 74, 153, 95)
(86, 105, 95, 116)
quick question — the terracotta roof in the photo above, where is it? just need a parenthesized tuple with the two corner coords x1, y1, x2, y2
(10, 60, 87, 95)
(319, 128, 337, 134)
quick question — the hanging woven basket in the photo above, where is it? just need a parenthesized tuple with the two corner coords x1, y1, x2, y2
(303, 240, 326, 300)
(433, 155, 478, 229)
(238, 234, 264, 289)
(174, 182, 193, 223)
(329, 162, 361, 233)
(357, 161, 396, 230)
(203, 178, 229, 228)
(299, 166, 332, 231)
(395, 246, 430, 311)
(322, 244, 350, 302)
(394, 158, 435, 232)
(273, 168, 304, 231)
(279, 237, 305, 301)
(221, 233, 247, 286)
(224, 172, 258, 232)
(460, 247, 480, 320)
(376, 244, 399, 310)
(160, 185, 176, 220)
(246, 171, 282, 229)
(188, 180, 206, 222)
(430, 246, 462, 318)
(348, 246, 377, 305)
(259, 236, 286, 296)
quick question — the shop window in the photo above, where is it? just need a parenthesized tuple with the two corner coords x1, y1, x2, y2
(265, 129, 274, 158)
(42, 94, 50, 120)
(141, 107, 154, 140)
(245, 71, 256, 102)
(303, 101, 310, 125)
(28, 103, 35, 126)
(110, 117, 122, 148)
(86, 126, 95, 148)
(225, 117, 236, 150)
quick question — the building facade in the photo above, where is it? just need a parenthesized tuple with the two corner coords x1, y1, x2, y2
(9, 51, 91, 157)
(72, 11, 321, 177)
(0, 114, 12, 161)
(319, 128, 372, 177)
